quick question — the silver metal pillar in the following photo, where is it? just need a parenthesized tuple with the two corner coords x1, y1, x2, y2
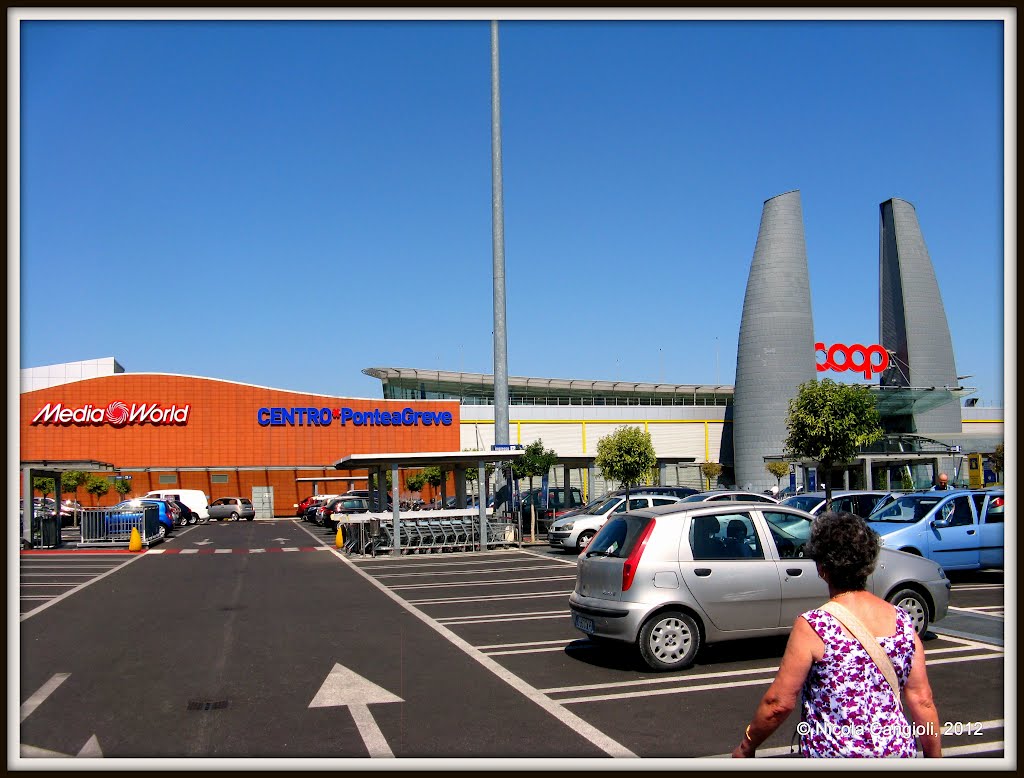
(490, 21, 511, 510)
(391, 465, 401, 557)
(479, 460, 488, 551)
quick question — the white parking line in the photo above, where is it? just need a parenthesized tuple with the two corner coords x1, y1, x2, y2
(390, 575, 576, 590)
(356, 553, 527, 570)
(21, 673, 70, 722)
(20, 573, 100, 577)
(436, 609, 567, 623)
(332, 549, 637, 758)
(485, 645, 590, 657)
(438, 613, 570, 626)
(477, 639, 573, 650)
(410, 591, 573, 605)
(179, 549, 199, 555)
(933, 634, 1005, 650)
(375, 564, 573, 579)
(542, 665, 781, 695)
(20, 554, 148, 622)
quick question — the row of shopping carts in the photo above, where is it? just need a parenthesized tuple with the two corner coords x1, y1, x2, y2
(339, 515, 518, 556)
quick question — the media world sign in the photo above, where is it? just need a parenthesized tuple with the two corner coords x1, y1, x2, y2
(815, 342, 890, 380)
(31, 401, 191, 427)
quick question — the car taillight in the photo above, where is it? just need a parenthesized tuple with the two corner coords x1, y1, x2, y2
(622, 518, 656, 592)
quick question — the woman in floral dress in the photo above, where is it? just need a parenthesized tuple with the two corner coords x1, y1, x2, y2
(732, 511, 942, 758)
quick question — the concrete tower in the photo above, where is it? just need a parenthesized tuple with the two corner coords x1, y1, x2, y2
(878, 198, 962, 434)
(733, 191, 817, 491)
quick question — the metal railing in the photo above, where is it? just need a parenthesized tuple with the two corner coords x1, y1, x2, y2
(79, 505, 162, 547)
(337, 511, 519, 556)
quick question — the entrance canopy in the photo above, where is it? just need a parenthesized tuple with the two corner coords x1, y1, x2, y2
(333, 450, 523, 471)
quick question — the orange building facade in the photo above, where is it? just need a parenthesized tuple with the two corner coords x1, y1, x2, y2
(20, 374, 461, 515)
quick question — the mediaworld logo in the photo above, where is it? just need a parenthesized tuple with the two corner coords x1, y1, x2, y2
(31, 401, 191, 427)
(257, 406, 453, 428)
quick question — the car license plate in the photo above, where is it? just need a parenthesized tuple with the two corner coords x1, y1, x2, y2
(573, 614, 594, 634)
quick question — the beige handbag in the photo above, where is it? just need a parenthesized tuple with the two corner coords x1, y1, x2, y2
(819, 601, 904, 711)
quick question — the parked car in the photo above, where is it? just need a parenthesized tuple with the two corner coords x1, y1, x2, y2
(866, 489, 1005, 571)
(143, 489, 210, 522)
(58, 499, 84, 526)
(607, 485, 699, 500)
(295, 495, 316, 517)
(780, 490, 895, 519)
(549, 493, 684, 551)
(303, 495, 342, 522)
(208, 497, 256, 522)
(679, 490, 780, 503)
(569, 501, 951, 671)
(317, 496, 371, 529)
(520, 486, 585, 532)
(113, 499, 179, 536)
(166, 498, 197, 526)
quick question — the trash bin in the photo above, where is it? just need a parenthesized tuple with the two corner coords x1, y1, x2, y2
(40, 514, 61, 549)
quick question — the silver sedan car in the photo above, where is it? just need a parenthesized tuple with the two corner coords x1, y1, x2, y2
(569, 502, 950, 672)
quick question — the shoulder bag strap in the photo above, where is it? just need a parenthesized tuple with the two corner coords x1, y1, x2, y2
(818, 601, 903, 711)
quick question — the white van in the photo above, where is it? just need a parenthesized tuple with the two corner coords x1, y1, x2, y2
(144, 489, 211, 522)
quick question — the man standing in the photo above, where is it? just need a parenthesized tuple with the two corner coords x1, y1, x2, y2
(933, 472, 950, 490)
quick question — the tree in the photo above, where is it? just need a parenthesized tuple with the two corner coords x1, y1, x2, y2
(113, 478, 132, 500)
(422, 466, 444, 504)
(61, 470, 87, 501)
(784, 378, 884, 506)
(405, 471, 426, 499)
(765, 461, 791, 494)
(990, 444, 1004, 484)
(512, 440, 559, 540)
(33, 477, 56, 499)
(595, 426, 657, 505)
(85, 474, 110, 505)
(700, 462, 723, 491)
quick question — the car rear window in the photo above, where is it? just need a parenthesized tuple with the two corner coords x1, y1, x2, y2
(240, 499, 253, 507)
(587, 515, 653, 558)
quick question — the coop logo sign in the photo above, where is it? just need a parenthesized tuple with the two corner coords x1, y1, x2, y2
(31, 401, 191, 427)
(816, 342, 890, 379)
(257, 406, 453, 428)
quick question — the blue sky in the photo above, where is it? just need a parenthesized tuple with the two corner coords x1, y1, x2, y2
(15, 14, 1008, 406)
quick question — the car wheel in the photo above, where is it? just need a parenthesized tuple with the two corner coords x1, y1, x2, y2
(638, 611, 700, 672)
(230, 512, 239, 522)
(888, 588, 930, 636)
(177, 514, 188, 527)
(576, 530, 596, 550)
(246, 515, 254, 521)
(187, 512, 198, 525)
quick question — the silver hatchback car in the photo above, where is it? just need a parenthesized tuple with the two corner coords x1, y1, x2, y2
(569, 502, 951, 672)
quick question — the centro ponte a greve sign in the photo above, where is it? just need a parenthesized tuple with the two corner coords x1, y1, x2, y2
(30, 401, 454, 429)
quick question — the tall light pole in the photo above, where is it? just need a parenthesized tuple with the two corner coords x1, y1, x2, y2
(491, 20, 511, 513)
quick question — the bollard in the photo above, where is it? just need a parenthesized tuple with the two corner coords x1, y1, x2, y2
(128, 527, 143, 552)
(335, 523, 345, 549)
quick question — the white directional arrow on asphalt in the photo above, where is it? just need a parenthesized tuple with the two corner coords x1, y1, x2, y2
(309, 663, 403, 758)
(272, 537, 290, 544)
(194, 539, 213, 546)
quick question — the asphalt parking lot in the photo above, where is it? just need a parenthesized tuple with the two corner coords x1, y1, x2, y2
(18, 520, 1007, 761)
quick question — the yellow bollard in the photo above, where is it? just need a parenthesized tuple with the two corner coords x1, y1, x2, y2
(335, 522, 345, 549)
(128, 527, 143, 552)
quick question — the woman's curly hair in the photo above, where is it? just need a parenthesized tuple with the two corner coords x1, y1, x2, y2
(805, 510, 881, 591)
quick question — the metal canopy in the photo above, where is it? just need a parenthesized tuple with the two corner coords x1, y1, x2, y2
(21, 460, 116, 473)
(334, 450, 523, 471)
(870, 385, 973, 416)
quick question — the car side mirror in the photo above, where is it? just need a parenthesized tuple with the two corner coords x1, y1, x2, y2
(931, 517, 951, 529)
